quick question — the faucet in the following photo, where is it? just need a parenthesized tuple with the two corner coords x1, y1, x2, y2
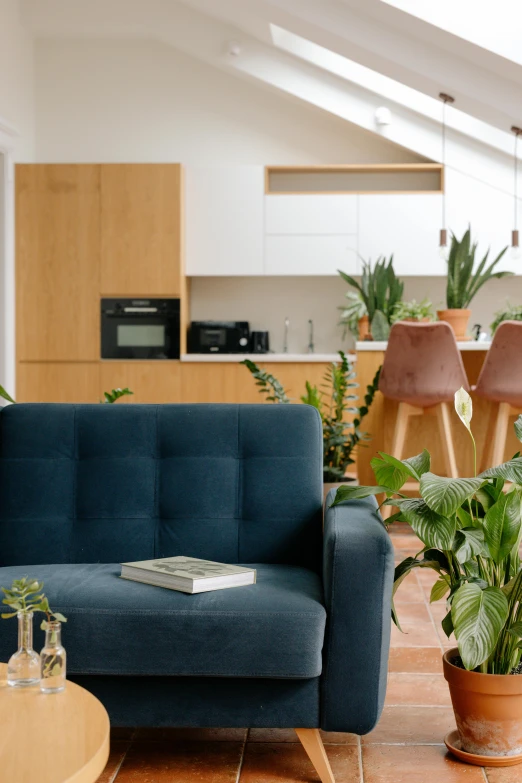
(283, 317, 290, 353)
(308, 319, 314, 354)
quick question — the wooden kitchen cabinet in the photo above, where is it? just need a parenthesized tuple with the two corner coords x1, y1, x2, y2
(100, 164, 182, 295)
(99, 362, 182, 403)
(17, 363, 101, 403)
(16, 165, 101, 361)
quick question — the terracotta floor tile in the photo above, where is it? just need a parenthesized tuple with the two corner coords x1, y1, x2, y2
(388, 647, 444, 673)
(416, 569, 440, 587)
(391, 534, 423, 550)
(430, 601, 451, 621)
(391, 621, 441, 648)
(239, 742, 360, 783)
(362, 745, 485, 782)
(394, 575, 425, 604)
(320, 731, 358, 745)
(362, 705, 456, 745)
(485, 766, 522, 782)
(115, 741, 244, 783)
(386, 673, 452, 706)
(95, 741, 129, 783)
(135, 727, 247, 742)
(248, 729, 299, 743)
(393, 602, 431, 623)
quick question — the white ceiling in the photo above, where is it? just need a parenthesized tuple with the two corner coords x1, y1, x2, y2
(20, 0, 522, 171)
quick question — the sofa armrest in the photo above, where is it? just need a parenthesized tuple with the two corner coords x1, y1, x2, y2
(320, 492, 394, 734)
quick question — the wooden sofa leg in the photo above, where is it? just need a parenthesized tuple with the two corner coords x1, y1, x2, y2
(295, 728, 335, 783)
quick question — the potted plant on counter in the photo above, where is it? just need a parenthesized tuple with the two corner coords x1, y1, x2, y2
(338, 256, 404, 341)
(241, 352, 380, 488)
(331, 388, 522, 765)
(390, 298, 434, 324)
(491, 302, 522, 333)
(438, 228, 510, 340)
(339, 291, 369, 340)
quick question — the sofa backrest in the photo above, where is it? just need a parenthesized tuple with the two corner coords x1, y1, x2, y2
(0, 403, 323, 571)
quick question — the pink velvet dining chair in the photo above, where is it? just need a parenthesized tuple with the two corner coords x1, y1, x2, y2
(474, 321, 522, 470)
(379, 322, 470, 479)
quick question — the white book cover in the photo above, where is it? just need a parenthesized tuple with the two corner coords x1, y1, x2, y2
(121, 556, 255, 581)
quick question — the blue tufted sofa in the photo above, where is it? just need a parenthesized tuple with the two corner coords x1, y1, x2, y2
(0, 402, 393, 776)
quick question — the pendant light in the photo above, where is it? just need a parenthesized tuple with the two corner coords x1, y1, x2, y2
(511, 125, 522, 260)
(439, 92, 455, 260)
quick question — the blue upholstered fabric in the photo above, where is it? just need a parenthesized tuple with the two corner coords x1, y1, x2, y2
(0, 404, 323, 571)
(0, 403, 394, 733)
(321, 491, 395, 734)
(69, 675, 321, 728)
(0, 563, 326, 678)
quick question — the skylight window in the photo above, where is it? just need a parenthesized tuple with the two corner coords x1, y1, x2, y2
(270, 24, 511, 154)
(381, 0, 522, 66)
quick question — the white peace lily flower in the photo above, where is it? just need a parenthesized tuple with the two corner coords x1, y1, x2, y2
(454, 387, 473, 431)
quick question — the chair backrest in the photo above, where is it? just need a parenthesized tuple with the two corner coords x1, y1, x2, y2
(0, 403, 323, 571)
(379, 322, 469, 407)
(475, 321, 522, 407)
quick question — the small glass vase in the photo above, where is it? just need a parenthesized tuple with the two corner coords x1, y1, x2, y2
(40, 621, 66, 693)
(7, 611, 41, 688)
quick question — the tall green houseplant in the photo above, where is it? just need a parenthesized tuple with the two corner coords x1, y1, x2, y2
(241, 352, 380, 482)
(445, 228, 510, 310)
(338, 256, 404, 340)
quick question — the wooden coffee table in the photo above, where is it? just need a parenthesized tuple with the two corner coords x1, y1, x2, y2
(0, 663, 110, 783)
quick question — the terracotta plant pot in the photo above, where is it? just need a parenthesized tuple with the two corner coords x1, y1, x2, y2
(357, 315, 371, 341)
(437, 309, 471, 340)
(443, 648, 522, 760)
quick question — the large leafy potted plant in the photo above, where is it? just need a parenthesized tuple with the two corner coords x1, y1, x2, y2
(491, 302, 522, 334)
(241, 352, 380, 486)
(439, 228, 510, 340)
(338, 256, 404, 341)
(331, 388, 522, 764)
(390, 298, 434, 324)
(338, 291, 369, 340)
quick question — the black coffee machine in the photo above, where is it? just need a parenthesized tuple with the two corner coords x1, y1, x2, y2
(250, 331, 270, 354)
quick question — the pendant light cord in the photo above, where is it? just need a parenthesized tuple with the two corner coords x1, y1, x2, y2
(515, 131, 519, 232)
(442, 99, 447, 230)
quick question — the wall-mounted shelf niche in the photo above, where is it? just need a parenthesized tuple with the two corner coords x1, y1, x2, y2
(265, 164, 443, 195)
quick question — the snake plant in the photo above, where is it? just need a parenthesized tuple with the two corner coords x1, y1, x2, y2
(445, 228, 510, 309)
(331, 388, 522, 674)
(338, 256, 404, 340)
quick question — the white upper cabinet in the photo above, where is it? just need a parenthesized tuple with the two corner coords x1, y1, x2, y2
(265, 195, 357, 235)
(264, 235, 358, 276)
(358, 194, 443, 275)
(185, 166, 264, 275)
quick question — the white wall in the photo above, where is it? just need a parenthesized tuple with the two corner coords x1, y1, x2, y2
(34, 38, 424, 165)
(191, 275, 522, 354)
(0, 0, 34, 160)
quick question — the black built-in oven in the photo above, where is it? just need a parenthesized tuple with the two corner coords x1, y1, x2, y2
(101, 298, 180, 359)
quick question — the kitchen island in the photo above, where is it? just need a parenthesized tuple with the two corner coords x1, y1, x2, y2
(355, 340, 519, 484)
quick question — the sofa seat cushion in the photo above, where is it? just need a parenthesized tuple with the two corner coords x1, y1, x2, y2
(0, 563, 326, 678)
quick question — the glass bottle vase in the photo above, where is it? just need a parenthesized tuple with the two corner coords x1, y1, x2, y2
(40, 621, 66, 693)
(7, 611, 41, 688)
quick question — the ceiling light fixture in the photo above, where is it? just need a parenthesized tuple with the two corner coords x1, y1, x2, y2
(511, 125, 522, 260)
(439, 92, 455, 260)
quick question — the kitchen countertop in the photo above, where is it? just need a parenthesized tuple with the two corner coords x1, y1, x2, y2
(356, 341, 491, 352)
(181, 353, 355, 363)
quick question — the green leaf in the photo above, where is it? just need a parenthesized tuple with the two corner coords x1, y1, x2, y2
(1, 612, 18, 619)
(430, 576, 451, 603)
(0, 384, 15, 404)
(52, 612, 67, 623)
(420, 473, 485, 517)
(329, 485, 390, 507)
(515, 416, 522, 443)
(454, 527, 485, 564)
(483, 491, 522, 564)
(402, 450, 431, 480)
(508, 621, 522, 638)
(452, 583, 509, 670)
(370, 309, 390, 341)
(370, 454, 409, 492)
(481, 457, 522, 484)
(442, 609, 454, 638)
(393, 497, 456, 549)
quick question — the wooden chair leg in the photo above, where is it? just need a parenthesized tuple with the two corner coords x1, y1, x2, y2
(491, 402, 511, 467)
(295, 729, 335, 783)
(391, 402, 410, 461)
(480, 403, 499, 472)
(436, 402, 458, 478)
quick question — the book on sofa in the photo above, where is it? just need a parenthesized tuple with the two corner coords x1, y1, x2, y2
(120, 556, 257, 594)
